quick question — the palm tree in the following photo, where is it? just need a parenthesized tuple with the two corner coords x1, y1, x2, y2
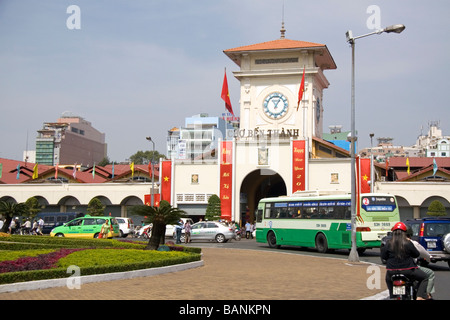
(0, 201, 29, 233)
(130, 200, 186, 250)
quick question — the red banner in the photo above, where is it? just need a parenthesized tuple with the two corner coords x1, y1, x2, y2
(220, 141, 233, 221)
(355, 156, 371, 220)
(292, 140, 306, 193)
(160, 160, 172, 204)
(357, 157, 371, 194)
(144, 194, 160, 207)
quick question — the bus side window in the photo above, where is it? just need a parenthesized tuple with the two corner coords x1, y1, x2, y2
(344, 207, 351, 220)
(256, 209, 263, 223)
(264, 204, 271, 219)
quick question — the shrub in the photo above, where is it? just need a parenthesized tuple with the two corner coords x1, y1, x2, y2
(427, 200, 447, 216)
(0, 248, 85, 273)
(0, 236, 202, 285)
(0, 249, 56, 262)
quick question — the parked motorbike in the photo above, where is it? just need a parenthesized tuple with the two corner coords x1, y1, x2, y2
(391, 273, 417, 300)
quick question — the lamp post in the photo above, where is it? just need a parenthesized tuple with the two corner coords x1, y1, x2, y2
(369, 133, 375, 193)
(146, 137, 155, 207)
(346, 24, 405, 262)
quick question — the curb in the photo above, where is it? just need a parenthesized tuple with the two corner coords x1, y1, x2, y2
(0, 260, 204, 294)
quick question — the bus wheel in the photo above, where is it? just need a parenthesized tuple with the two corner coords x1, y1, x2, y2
(267, 231, 280, 249)
(315, 233, 329, 253)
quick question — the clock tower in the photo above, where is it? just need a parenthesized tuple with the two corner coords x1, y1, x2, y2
(223, 30, 336, 142)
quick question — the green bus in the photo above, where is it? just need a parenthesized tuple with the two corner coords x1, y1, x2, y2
(255, 192, 400, 253)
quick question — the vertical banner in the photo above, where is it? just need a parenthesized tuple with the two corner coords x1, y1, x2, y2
(356, 156, 371, 221)
(358, 157, 371, 194)
(220, 141, 233, 221)
(160, 160, 172, 204)
(144, 194, 161, 207)
(292, 140, 306, 193)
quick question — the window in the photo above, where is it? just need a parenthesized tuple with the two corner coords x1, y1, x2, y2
(264, 201, 351, 220)
(96, 218, 106, 225)
(83, 218, 96, 225)
(67, 219, 82, 226)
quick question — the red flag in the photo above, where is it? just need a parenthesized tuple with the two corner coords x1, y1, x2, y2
(358, 157, 371, 194)
(221, 69, 234, 116)
(144, 194, 160, 207)
(160, 160, 172, 204)
(297, 66, 305, 111)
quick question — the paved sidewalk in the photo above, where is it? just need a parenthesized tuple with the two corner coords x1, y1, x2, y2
(0, 247, 387, 300)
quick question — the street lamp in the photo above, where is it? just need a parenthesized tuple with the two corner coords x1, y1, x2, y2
(146, 137, 155, 207)
(346, 24, 405, 263)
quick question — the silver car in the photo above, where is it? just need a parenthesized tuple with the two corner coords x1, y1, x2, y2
(176, 221, 235, 243)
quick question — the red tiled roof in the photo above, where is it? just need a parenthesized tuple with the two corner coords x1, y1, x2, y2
(0, 158, 52, 184)
(0, 158, 159, 184)
(224, 38, 325, 52)
(388, 157, 450, 168)
(224, 38, 337, 69)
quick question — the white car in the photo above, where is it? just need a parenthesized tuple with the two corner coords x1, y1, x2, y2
(116, 217, 134, 238)
(166, 218, 194, 237)
(175, 221, 235, 243)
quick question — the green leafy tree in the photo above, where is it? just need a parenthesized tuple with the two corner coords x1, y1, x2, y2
(205, 194, 221, 221)
(0, 201, 29, 233)
(130, 200, 186, 250)
(129, 150, 166, 165)
(427, 200, 447, 216)
(87, 197, 106, 216)
(25, 197, 42, 218)
(98, 156, 111, 166)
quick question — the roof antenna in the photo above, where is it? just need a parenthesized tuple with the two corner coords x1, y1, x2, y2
(280, 0, 286, 39)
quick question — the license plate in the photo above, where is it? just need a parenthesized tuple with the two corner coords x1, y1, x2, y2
(393, 286, 405, 295)
(427, 241, 437, 249)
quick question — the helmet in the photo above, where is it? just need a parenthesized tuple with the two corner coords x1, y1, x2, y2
(391, 222, 407, 232)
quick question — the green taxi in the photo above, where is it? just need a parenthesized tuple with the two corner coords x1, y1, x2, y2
(50, 215, 120, 239)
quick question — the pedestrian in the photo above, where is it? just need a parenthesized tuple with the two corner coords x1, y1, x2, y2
(23, 219, 31, 235)
(9, 219, 16, 234)
(100, 219, 110, 239)
(37, 217, 44, 235)
(184, 220, 191, 244)
(175, 219, 183, 244)
(32, 220, 39, 235)
(245, 221, 253, 239)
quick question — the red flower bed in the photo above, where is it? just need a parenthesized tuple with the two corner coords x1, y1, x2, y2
(0, 248, 86, 273)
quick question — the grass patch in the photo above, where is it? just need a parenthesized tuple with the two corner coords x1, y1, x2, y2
(0, 235, 202, 285)
(0, 249, 56, 262)
(56, 249, 192, 268)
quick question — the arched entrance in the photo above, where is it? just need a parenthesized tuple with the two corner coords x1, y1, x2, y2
(239, 169, 286, 224)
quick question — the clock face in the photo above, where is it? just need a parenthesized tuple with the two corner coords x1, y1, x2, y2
(263, 92, 288, 119)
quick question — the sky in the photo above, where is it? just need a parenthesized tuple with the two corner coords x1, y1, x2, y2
(0, 0, 449, 163)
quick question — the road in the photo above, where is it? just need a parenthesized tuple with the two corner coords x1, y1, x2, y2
(174, 236, 450, 300)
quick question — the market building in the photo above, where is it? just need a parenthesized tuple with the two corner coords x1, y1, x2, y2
(1, 30, 449, 224)
(164, 30, 352, 223)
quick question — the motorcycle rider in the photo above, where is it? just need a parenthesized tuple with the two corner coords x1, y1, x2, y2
(381, 222, 429, 300)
